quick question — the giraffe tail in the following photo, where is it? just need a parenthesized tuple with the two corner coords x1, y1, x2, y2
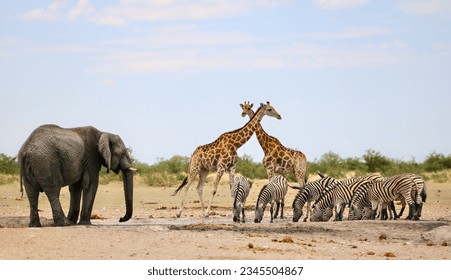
(172, 177, 188, 196)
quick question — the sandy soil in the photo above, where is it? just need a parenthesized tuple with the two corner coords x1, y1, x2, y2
(1, 177, 450, 260)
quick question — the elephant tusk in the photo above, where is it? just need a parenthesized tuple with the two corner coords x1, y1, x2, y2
(128, 167, 138, 172)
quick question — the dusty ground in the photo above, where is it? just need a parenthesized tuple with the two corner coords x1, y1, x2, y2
(1, 177, 450, 260)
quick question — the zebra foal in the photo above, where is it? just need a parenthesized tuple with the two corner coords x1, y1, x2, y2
(230, 175, 252, 223)
(254, 175, 289, 223)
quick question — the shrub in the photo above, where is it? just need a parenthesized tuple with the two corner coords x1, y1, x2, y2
(0, 154, 19, 175)
(236, 154, 267, 179)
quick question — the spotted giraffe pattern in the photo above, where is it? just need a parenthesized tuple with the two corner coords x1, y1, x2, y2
(240, 101, 307, 188)
(173, 102, 282, 218)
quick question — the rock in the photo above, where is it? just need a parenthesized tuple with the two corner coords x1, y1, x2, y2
(412, 226, 451, 245)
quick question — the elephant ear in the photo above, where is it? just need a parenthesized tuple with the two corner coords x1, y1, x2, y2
(98, 133, 112, 173)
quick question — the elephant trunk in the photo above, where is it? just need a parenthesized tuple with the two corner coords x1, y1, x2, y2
(119, 168, 134, 222)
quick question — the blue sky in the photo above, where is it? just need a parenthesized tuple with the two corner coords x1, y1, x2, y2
(0, 0, 450, 165)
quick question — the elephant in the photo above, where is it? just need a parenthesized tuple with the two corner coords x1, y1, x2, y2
(18, 124, 135, 227)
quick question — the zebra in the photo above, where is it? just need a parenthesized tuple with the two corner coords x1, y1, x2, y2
(292, 175, 337, 222)
(311, 174, 383, 222)
(254, 175, 289, 223)
(230, 175, 252, 223)
(350, 173, 426, 220)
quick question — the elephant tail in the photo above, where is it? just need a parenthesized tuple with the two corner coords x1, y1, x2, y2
(18, 155, 25, 200)
(172, 177, 188, 196)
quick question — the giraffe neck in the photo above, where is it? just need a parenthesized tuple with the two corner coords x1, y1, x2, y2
(247, 111, 274, 154)
(227, 106, 265, 149)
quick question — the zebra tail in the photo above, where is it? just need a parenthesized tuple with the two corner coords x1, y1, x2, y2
(172, 177, 188, 196)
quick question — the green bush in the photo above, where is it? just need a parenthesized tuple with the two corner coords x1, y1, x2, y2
(423, 152, 451, 172)
(236, 154, 267, 179)
(0, 154, 19, 175)
(2, 148, 450, 185)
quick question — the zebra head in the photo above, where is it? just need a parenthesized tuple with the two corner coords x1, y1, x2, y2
(311, 204, 322, 221)
(349, 204, 363, 220)
(232, 201, 242, 223)
(323, 207, 333, 221)
(292, 195, 304, 222)
(254, 201, 266, 223)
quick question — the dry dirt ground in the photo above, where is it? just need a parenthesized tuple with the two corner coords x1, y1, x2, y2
(1, 177, 451, 260)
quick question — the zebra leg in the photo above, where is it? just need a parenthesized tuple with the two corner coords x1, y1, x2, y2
(270, 202, 274, 223)
(381, 208, 388, 220)
(370, 202, 378, 220)
(303, 201, 310, 222)
(280, 200, 285, 219)
(339, 205, 346, 221)
(389, 201, 397, 220)
(416, 203, 423, 219)
(408, 203, 418, 220)
(334, 205, 341, 221)
(274, 201, 280, 219)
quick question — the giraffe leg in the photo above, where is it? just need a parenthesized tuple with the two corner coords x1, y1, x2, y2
(205, 168, 225, 218)
(176, 173, 197, 218)
(294, 168, 306, 189)
(228, 165, 236, 190)
(266, 167, 275, 179)
(195, 169, 208, 217)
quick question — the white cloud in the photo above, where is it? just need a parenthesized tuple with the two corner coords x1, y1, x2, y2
(398, 0, 451, 16)
(88, 36, 413, 74)
(68, 0, 95, 20)
(314, 0, 368, 10)
(93, 0, 250, 25)
(306, 26, 392, 40)
(19, 0, 67, 21)
(18, 0, 291, 25)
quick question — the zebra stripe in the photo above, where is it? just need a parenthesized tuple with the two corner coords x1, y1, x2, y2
(312, 174, 383, 222)
(254, 175, 288, 223)
(231, 175, 252, 223)
(350, 173, 426, 220)
(292, 176, 337, 222)
(355, 174, 422, 220)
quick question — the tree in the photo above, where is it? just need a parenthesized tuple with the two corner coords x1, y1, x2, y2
(362, 149, 391, 173)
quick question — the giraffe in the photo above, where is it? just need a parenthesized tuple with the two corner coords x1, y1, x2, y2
(240, 101, 307, 188)
(173, 102, 282, 218)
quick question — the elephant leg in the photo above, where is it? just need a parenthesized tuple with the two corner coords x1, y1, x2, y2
(25, 185, 41, 227)
(44, 186, 71, 227)
(79, 174, 99, 225)
(67, 182, 82, 224)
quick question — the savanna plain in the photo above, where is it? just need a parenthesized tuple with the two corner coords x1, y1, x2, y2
(1, 175, 450, 260)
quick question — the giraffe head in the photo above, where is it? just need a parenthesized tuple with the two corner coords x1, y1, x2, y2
(240, 101, 254, 118)
(259, 101, 282, 120)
